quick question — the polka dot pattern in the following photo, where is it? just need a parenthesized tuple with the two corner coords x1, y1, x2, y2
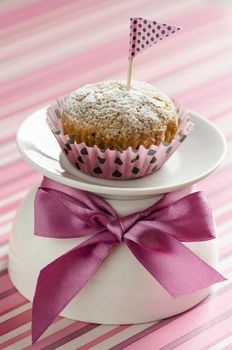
(129, 17, 180, 59)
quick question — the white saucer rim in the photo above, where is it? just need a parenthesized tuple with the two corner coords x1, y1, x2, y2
(16, 108, 227, 197)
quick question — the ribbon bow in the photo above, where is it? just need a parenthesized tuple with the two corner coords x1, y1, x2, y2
(32, 177, 224, 343)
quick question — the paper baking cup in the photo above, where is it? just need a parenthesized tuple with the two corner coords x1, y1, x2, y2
(46, 97, 194, 180)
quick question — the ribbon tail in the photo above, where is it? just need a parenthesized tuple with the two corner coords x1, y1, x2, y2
(125, 233, 225, 298)
(32, 232, 116, 344)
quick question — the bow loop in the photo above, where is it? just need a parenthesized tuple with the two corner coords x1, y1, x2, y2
(35, 182, 117, 239)
(144, 192, 216, 242)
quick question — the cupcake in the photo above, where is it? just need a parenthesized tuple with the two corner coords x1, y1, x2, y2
(47, 80, 193, 180)
(62, 80, 178, 150)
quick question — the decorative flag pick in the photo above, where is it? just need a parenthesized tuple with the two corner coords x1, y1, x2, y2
(127, 17, 181, 89)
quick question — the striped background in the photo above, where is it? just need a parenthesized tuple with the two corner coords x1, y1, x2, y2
(1, 0, 232, 349)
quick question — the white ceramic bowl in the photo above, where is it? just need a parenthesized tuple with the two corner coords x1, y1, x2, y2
(9, 185, 218, 324)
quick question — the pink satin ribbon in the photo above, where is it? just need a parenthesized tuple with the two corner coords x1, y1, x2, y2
(32, 177, 225, 343)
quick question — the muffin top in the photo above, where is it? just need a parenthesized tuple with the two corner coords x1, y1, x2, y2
(64, 80, 177, 135)
(62, 80, 178, 149)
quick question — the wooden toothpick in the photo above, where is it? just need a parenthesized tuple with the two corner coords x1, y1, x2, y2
(126, 59, 133, 90)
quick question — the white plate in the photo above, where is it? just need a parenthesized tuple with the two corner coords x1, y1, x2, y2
(17, 107, 226, 197)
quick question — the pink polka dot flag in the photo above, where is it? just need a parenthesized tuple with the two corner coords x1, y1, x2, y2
(129, 17, 181, 59)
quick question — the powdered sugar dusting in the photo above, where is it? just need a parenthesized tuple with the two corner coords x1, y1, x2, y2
(63, 80, 177, 137)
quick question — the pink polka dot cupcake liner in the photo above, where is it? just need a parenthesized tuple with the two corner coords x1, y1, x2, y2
(46, 97, 194, 180)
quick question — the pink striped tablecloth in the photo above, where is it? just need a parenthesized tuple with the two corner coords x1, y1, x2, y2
(0, 0, 232, 349)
